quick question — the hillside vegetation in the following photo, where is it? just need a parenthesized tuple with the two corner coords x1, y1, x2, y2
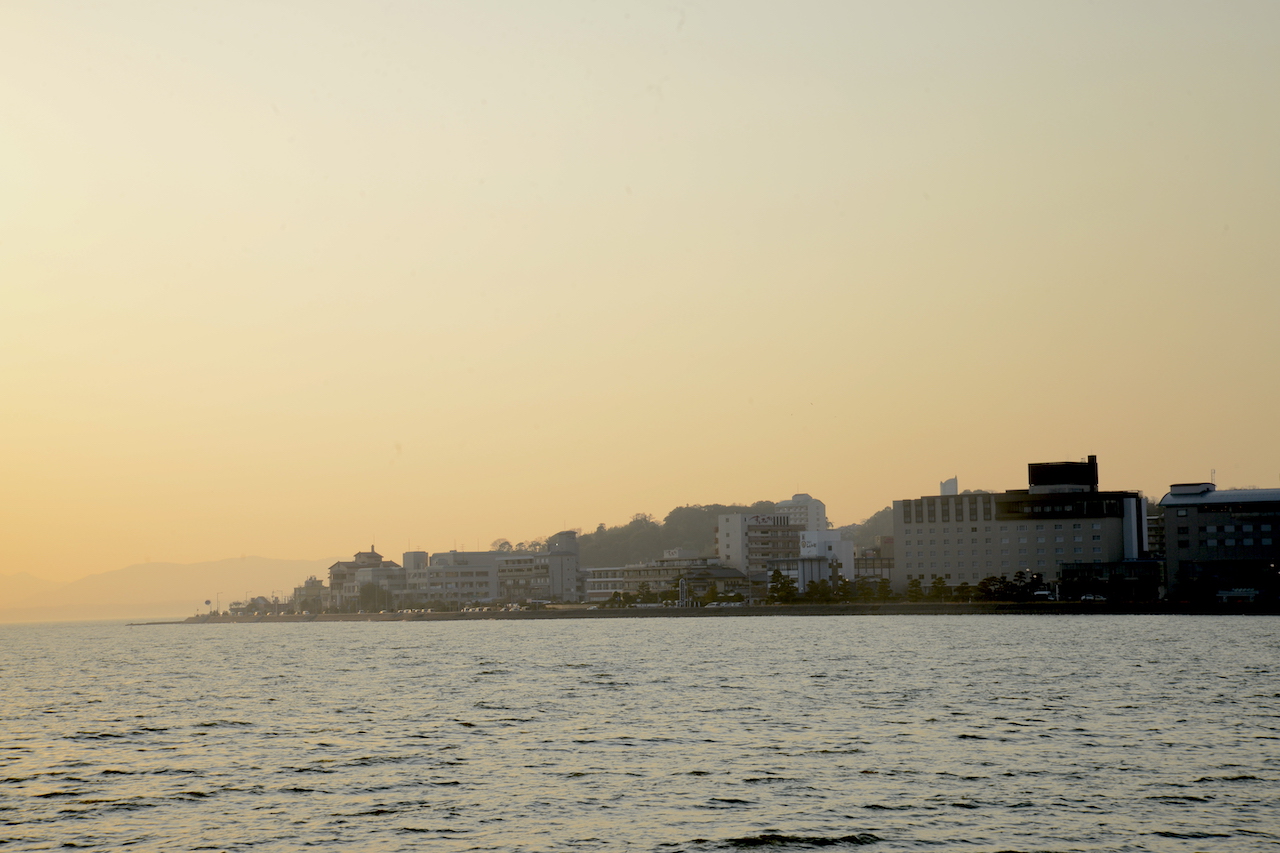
(525, 501, 894, 569)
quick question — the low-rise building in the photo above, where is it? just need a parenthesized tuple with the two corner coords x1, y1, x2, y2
(1159, 483, 1280, 602)
(327, 548, 402, 611)
(585, 549, 734, 602)
(291, 576, 330, 612)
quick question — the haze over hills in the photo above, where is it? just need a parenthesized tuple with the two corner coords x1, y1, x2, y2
(0, 557, 335, 623)
(0, 501, 898, 623)
(512, 502, 897, 568)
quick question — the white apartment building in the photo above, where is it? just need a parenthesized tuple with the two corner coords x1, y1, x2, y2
(717, 494, 828, 573)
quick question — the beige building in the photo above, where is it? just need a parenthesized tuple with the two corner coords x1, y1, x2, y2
(585, 549, 733, 602)
(892, 457, 1147, 595)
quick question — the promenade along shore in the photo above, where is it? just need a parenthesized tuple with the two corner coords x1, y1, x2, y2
(149, 600, 1280, 626)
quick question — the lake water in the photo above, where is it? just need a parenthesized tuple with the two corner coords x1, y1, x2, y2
(1, 615, 1277, 852)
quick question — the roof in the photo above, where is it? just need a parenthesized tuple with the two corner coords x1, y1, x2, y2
(1159, 487, 1280, 507)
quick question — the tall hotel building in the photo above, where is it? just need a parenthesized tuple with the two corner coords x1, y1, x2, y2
(891, 456, 1148, 595)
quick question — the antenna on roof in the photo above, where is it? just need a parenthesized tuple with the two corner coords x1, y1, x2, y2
(1211, 469, 1216, 485)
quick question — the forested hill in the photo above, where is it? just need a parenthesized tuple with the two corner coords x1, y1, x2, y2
(574, 502, 777, 568)
(544, 502, 894, 569)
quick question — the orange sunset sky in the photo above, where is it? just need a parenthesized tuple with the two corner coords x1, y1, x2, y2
(3, 1, 1279, 583)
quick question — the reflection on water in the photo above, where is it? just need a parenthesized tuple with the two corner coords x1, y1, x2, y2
(1, 615, 1277, 851)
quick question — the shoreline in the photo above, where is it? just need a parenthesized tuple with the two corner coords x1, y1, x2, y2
(133, 601, 1280, 625)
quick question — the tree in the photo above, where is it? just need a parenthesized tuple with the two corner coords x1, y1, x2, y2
(853, 576, 876, 602)
(636, 582, 658, 603)
(605, 591, 636, 608)
(929, 576, 950, 600)
(876, 577, 893, 601)
(358, 583, 390, 611)
(767, 569, 798, 604)
(975, 576, 1000, 601)
(834, 576, 857, 602)
(954, 582, 973, 602)
(699, 581, 720, 606)
(491, 538, 514, 552)
(906, 578, 924, 602)
(803, 578, 835, 603)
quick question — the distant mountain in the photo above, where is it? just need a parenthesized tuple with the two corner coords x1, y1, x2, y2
(0, 572, 64, 609)
(0, 556, 336, 623)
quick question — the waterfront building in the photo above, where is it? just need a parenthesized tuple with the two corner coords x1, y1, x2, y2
(891, 456, 1149, 597)
(290, 576, 330, 612)
(326, 548, 402, 611)
(716, 494, 828, 575)
(1159, 483, 1280, 601)
(584, 549, 733, 602)
(420, 531, 583, 605)
(425, 550, 501, 603)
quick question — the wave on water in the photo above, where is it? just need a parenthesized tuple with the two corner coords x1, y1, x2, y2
(720, 833, 882, 847)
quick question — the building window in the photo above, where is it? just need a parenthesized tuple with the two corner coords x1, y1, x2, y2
(1244, 539, 1254, 546)
(1226, 539, 1236, 546)
(1074, 547, 1083, 553)
(1263, 538, 1274, 546)
(1176, 509, 1187, 517)
(1092, 547, 1102, 553)
(1177, 540, 1189, 548)
(1092, 535, 1102, 541)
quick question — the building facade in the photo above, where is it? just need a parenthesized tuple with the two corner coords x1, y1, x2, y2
(326, 548, 402, 611)
(1159, 483, 1280, 602)
(716, 494, 828, 576)
(891, 456, 1148, 596)
(584, 549, 733, 602)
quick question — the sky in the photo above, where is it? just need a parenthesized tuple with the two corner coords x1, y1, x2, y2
(3, 1, 1279, 582)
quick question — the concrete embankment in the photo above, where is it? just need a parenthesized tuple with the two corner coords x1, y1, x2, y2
(130, 601, 1280, 626)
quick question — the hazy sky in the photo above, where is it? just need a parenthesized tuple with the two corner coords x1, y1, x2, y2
(4, 1, 1279, 582)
